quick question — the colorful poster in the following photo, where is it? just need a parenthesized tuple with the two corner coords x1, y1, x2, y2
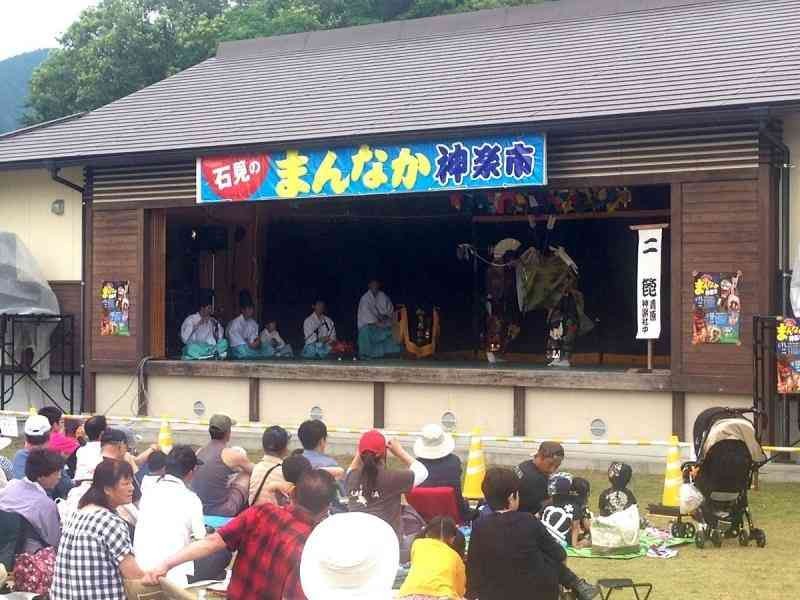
(692, 271, 742, 345)
(635, 228, 663, 340)
(776, 318, 800, 393)
(196, 133, 547, 203)
(100, 281, 130, 336)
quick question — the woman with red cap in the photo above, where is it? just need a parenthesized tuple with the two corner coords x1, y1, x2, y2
(345, 430, 429, 561)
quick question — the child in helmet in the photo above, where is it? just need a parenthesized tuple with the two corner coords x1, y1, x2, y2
(598, 462, 637, 517)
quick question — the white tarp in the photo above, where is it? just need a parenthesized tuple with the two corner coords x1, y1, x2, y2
(0, 232, 60, 380)
(636, 228, 663, 339)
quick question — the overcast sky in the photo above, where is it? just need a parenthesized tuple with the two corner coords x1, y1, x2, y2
(0, 0, 98, 61)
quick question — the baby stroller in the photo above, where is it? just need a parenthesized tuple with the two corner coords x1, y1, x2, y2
(682, 407, 768, 549)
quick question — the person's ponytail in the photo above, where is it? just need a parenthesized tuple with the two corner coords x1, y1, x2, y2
(360, 451, 380, 499)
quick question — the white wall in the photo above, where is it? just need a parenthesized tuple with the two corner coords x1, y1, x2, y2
(786, 113, 800, 263)
(260, 380, 373, 429)
(0, 167, 83, 281)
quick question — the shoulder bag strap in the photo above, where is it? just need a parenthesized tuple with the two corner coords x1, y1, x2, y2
(250, 463, 282, 507)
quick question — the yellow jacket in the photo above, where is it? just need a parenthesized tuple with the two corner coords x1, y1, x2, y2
(399, 537, 466, 599)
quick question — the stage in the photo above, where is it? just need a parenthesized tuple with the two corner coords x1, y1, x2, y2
(143, 358, 672, 392)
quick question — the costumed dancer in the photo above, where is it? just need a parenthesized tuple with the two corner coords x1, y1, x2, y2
(226, 290, 274, 360)
(485, 238, 523, 363)
(260, 320, 294, 358)
(357, 278, 402, 360)
(302, 300, 337, 358)
(545, 247, 584, 368)
(180, 289, 228, 360)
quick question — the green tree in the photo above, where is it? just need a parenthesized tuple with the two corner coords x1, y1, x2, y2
(25, 0, 540, 124)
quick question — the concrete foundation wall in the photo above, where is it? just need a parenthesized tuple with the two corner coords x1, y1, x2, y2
(260, 380, 373, 428)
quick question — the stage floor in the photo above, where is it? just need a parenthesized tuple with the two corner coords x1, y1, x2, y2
(145, 356, 672, 392)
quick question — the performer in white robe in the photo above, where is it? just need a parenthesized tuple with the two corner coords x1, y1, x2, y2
(302, 301, 337, 358)
(260, 320, 294, 358)
(180, 291, 228, 360)
(226, 292, 274, 360)
(357, 279, 402, 359)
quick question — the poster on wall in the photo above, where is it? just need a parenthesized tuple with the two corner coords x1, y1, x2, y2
(100, 281, 130, 336)
(196, 132, 547, 203)
(776, 318, 800, 393)
(691, 271, 742, 345)
(635, 227, 663, 340)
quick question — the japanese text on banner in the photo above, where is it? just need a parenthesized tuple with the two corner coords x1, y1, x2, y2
(636, 228, 662, 340)
(197, 133, 547, 203)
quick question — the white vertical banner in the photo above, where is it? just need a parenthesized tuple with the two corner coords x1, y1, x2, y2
(636, 228, 663, 339)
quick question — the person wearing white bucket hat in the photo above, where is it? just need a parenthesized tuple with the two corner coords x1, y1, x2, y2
(300, 512, 399, 600)
(414, 424, 469, 520)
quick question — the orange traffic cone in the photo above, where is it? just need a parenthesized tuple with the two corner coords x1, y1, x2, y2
(463, 428, 486, 500)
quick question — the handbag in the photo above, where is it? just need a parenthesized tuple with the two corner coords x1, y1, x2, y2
(13, 545, 56, 595)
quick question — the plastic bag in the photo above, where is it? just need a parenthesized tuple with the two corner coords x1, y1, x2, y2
(679, 482, 704, 514)
(791, 243, 800, 317)
(591, 504, 641, 553)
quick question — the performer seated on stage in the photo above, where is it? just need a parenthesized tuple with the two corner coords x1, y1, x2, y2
(302, 300, 336, 358)
(180, 290, 228, 360)
(260, 320, 294, 358)
(226, 291, 274, 360)
(357, 278, 402, 360)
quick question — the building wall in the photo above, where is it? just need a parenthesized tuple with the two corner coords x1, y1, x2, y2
(786, 113, 800, 262)
(0, 167, 83, 281)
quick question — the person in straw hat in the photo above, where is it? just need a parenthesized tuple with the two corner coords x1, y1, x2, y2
(300, 512, 399, 600)
(413, 423, 469, 520)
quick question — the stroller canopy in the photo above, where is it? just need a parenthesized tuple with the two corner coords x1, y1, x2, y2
(694, 407, 767, 464)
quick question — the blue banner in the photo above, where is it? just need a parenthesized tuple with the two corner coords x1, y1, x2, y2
(196, 133, 546, 203)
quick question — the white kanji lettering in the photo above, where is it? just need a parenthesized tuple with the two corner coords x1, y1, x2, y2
(233, 160, 250, 185)
(213, 165, 232, 190)
(249, 160, 261, 175)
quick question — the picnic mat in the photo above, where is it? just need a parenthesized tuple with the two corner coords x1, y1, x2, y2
(566, 532, 692, 560)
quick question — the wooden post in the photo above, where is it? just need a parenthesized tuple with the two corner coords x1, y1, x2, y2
(249, 378, 260, 422)
(671, 391, 686, 440)
(373, 382, 385, 429)
(513, 386, 526, 437)
(630, 223, 669, 374)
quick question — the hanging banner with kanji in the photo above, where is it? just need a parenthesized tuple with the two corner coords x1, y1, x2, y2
(196, 133, 547, 203)
(776, 318, 800, 393)
(691, 271, 742, 345)
(636, 228, 663, 340)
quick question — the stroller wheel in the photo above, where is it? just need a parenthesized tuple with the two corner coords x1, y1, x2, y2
(751, 529, 767, 548)
(738, 530, 749, 547)
(671, 523, 684, 538)
(710, 529, 723, 548)
(695, 531, 706, 549)
(685, 523, 696, 538)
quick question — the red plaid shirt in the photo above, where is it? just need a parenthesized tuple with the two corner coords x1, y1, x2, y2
(218, 503, 318, 600)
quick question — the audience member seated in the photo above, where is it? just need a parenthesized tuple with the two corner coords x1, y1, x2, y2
(144, 470, 337, 600)
(399, 516, 466, 599)
(541, 475, 592, 549)
(74, 415, 107, 482)
(12, 414, 72, 500)
(345, 430, 428, 561)
(0, 449, 64, 593)
(466, 467, 567, 600)
(297, 420, 339, 470)
(514, 442, 600, 600)
(0, 436, 12, 490)
(61, 428, 135, 523)
(62, 417, 84, 478)
(137, 450, 167, 495)
(300, 512, 399, 600)
(40, 406, 79, 459)
(51, 459, 145, 600)
(413, 423, 470, 520)
(135, 446, 232, 585)
(598, 462, 637, 517)
(192, 414, 253, 517)
(249, 425, 291, 507)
